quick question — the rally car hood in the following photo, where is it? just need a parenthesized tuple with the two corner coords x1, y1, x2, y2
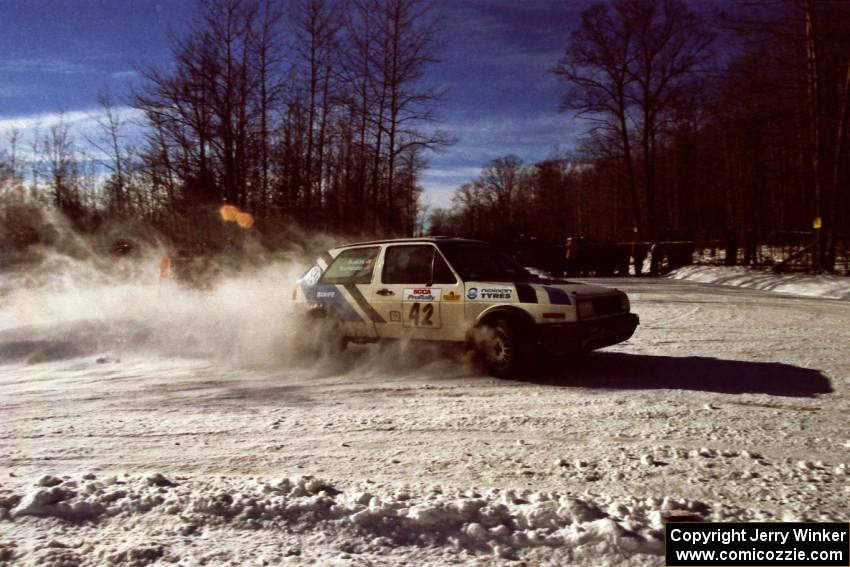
(462, 278, 623, 305)
(470, 278, 621, 294)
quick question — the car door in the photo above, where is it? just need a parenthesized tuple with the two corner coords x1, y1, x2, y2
(371, 244, 465, 341)
(315, 246, 381, 339)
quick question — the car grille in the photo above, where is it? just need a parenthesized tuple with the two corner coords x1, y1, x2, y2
(591, 295, 623, 317)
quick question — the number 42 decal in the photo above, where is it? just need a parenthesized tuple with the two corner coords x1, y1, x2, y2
(408, 302, 434, 326)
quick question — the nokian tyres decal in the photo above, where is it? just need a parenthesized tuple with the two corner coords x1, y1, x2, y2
(479, 288, 513, 300)
(463, 283, 575, 305)
(466, 286, 513, 301)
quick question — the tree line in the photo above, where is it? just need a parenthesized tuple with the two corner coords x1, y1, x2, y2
(1, 0, 447, 255)
(430, 0, 850, 271)
(2, 0, 849, 272)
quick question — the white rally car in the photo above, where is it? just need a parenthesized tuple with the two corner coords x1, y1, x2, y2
(293, 237, 638, 377)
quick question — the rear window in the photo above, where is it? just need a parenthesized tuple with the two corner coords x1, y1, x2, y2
(320, 246, 380, 284)
(382, 245, 457, 284)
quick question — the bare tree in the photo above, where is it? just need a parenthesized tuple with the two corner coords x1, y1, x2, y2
(41, 113, 83, 219)
(370, 0, 449, 235)
(84, 88, 133, 215)
(554, 0, 714, 240)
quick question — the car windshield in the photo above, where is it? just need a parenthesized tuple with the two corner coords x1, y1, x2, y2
(320, 246, 380, 284)
(438, 243, 532, 281)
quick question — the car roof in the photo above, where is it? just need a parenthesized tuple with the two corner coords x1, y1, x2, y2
(336, 236, 487, 248)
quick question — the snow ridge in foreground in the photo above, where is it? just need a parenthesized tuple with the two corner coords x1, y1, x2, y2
(0, 472, 708, 565)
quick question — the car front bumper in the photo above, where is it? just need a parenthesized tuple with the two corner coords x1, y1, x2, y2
(537, 312, 639, 354)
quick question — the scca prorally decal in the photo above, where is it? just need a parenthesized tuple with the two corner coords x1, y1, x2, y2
(404, 288, 442, 301)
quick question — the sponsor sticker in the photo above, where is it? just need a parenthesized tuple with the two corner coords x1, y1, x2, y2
(404, 288, 442, 301)
(304, 265, 322, 286)
(444, 291, 461, 301)
(316, 290, 335, 298)
(468, 287, 513, 301)
(390, 310, 402, 322)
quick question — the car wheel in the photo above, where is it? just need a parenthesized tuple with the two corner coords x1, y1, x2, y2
(294, 312, 347, 358)
(477, 318, 523, 379)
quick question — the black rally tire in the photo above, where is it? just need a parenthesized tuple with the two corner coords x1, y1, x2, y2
(294, 311, 347, 358)
(476, 318, 527, 379)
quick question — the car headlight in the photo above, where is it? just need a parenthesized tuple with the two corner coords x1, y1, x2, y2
(577, 300, 595, 320)
(619, 294, 630, 312)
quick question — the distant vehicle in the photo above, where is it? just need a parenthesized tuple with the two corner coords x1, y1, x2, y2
(293, 237, 639, 377)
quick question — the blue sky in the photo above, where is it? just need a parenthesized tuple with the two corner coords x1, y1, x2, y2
(0, 0, 590, 208)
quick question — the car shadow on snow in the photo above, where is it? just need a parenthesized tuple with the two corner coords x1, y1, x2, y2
(529, 352, 832, 397)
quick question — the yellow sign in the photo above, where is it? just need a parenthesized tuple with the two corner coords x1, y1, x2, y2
(813, 217, 822, 229)
(444, 291, 461, 301)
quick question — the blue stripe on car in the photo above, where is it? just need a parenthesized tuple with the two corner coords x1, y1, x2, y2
(301, 282, 364, 322)
(543, 286, 572, 305)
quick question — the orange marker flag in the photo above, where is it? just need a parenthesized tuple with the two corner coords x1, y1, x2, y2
(220, 204, 239, 222)
(235, 211, 255, 229)
(160, 256, 171, 279)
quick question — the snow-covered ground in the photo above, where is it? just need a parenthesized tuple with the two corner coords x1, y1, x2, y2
(669, 265, 850, 301)
(1, 260, 849, 565)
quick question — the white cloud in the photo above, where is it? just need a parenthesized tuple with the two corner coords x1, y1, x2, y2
(419, 180, 460, 210)
(0, 107, 146, 162)
(421, 165, 488, 209)
(424, 166, 482, 179)
(111, 70, 140, 80)
(0, 58, 93, 75)
(0, 107, 145, 135)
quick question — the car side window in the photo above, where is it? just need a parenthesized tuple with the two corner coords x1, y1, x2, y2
(383, 245, 435, 284)
(433, 251, 457, 284)
(320, 246, 380, 284)
(382, 245, 458, 284)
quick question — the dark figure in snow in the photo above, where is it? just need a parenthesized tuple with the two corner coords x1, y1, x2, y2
(725, 228, 738, 266)
(564, 237, 579, 276)
(649, 240, 665, 276)
(632, 242, 647, 276)
(744, 229, 757, 266)
(615, 243, 631, 276)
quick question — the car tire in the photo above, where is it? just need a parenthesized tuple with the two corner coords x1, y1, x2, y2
(294, 312, 347, 358)
(476, 318, 526, 379)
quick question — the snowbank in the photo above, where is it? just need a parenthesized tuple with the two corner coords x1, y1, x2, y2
(668, 266, 850, 301)
(0, 471, 703, 565)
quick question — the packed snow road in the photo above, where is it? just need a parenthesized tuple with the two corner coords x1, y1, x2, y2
(1, 274, 848, 565)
